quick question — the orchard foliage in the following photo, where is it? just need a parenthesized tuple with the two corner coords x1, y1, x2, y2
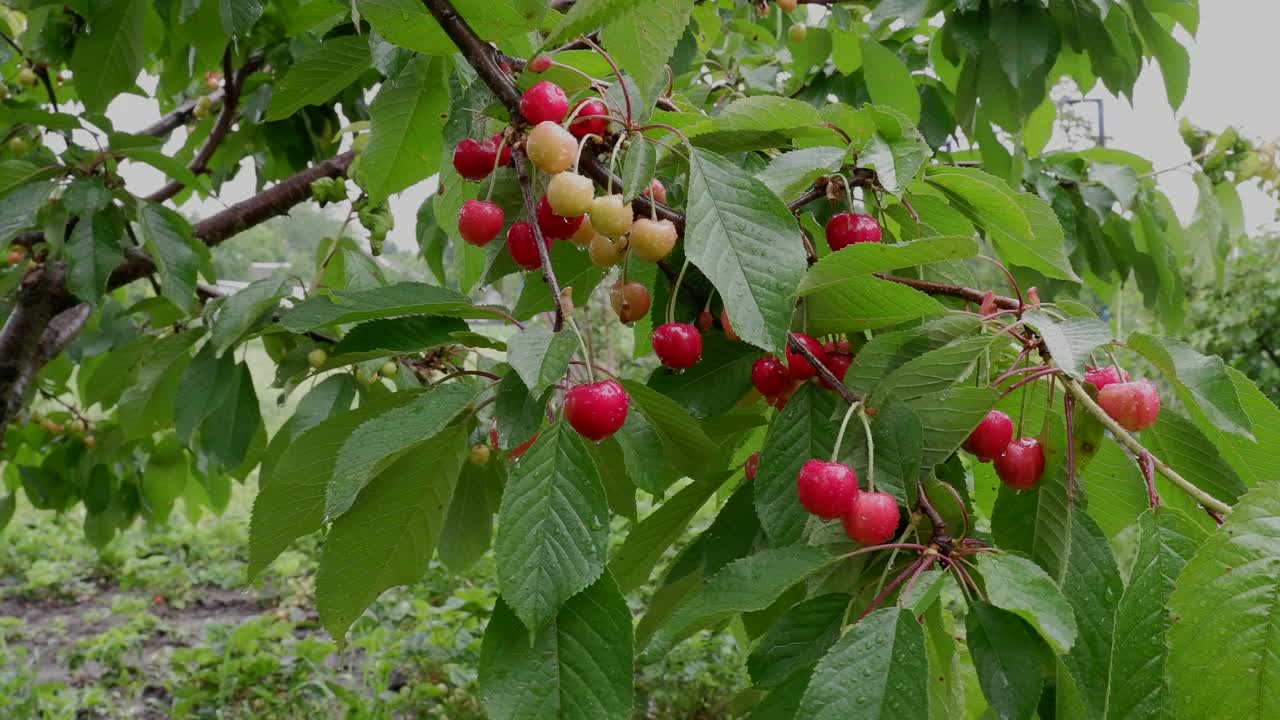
(2, 0, 1280, 717)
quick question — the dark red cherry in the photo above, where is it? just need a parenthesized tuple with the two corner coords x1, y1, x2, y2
(745, 452, 760, 481)
(568, 98, 609, 139)
(796, 459, 858, 520)
(825, 212, 881, 251)
(652, 323, 703, 370)
(994, 437, 1046, 490)
(452, 138, 497, 182)
(962, 410, 1014, 462)
(785, 333, 828, 381)
(520, 81, 569, 124)
(536, 195, 584, 240)
(751, 357, 789, 397)
(564, 379, 630, 441)
(457, 199, 504, 246)
(506, 222, 550, 270)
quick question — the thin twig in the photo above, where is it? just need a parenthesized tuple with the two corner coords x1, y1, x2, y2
(788, 332, 859, 405)
(511, 147, 565, 331)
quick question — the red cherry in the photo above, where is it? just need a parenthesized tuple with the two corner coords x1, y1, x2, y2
(1084, 365, 1130, 392)
(457, 199, 504, 247)
(528, 55, 552, 74)
(697, 310, 714, 333)
(772, 379, 803, 410)
(490, 425, 536, 459)
(452, 138, 497, 182)
(745, 452, 760, 481)
(520, 81, 568, 124)
(568, 98, 609, 140)
(643, 178, 667, 204)
(564, 379, 630, 441)
(842, 492, 900, 545)
(536, 195, 584, 240)
(1097, 381, 1161, 432)
(962, 409, 1014, 462)
(489, 133, 512, 167)
(796, 460, 859, 519)
(751, 357, 789, 397)
(825, 212, 882, 251)
(817, 353, 853, 391)
(994, 437, 1046, 490)
(785, 333, 828, 381)
(652, 323, 703, 370)
(506, 222, 550, 270)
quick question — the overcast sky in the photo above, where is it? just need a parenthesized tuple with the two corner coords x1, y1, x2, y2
(112, 4, 1280, 252)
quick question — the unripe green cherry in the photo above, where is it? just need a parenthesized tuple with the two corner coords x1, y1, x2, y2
(193, 95, 213, 119)
(589, 233, 626, 268)
(7, 136, 27, 155)
(356, 368, 378, 385)
(526, 121, 576, 174)
(380, 360, 399, 377)
(470, 444, 491, 465)
(547, 172, 594, 217)
(788, 24, 807, 42)
(16, 67, 38, 88)
(628, 218, 677, 261)
(589, 194, 634, 239)
(307, 348, 328, 368)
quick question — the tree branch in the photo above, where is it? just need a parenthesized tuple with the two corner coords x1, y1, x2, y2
(146, 50, 264, 203)
(419, 0, 524, 117)
(787, 331, 860, 405)
(0, 265, 72, 430)
(511, 147, 565, 331)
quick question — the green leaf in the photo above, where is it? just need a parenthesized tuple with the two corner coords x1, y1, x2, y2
(138, 203, 201, 314)
(495, 421, 609, 632)
(844, 316, 982, 396)
(326, 382, 480, 518)
(480, 575, 633, 720)
(493, 372, 546, 453)
(685, 96, 833, 151)
(684, 148, 806, 353)
(798, 607, 929, 719)
(266, 36, 373, 121)
(748, 593, 848, 689)
(609, 471, 732, 593)
(647, 332, 758, 419)
(249, 391, 421, 579)
(1144, 411, 1246, 507)
(611, 411, 676, 497)
(1057, 512, 1122, 720)
(357, 55, 450, 202)
(869, 400, 923, 507)
(329, 316, 468, 363)
(117, 149, 212, 195)
(220, 0, 263, 35)
(966, 602, 1044, 720)
(977, 552, 1077, 655)
(925, 166, 1077, 281)
(1168, 485, 1280, 720)
(437, 458, 503, 572)
(316, 426, 467, 641)
(1089, 163, 1140, 211)
(1103, 508, 1205, 720)
(797, 237, 980, 296)
(643, 546, 831, 658)
(62, 179, 113, 216)
(513, 241, 606, 319)
(619, 137, 657, 202)
(0, 181, 55, 245)
(620, 380, 717, 480)
(1022, 310, 1113, 380)
(200, 361, 262, 471)
(1132, 0, 1190, 110)
(871, 335, 1005, 404)
(907, 386, 1001, 469)
(1187, 368, 1280, 488)
(209, 277, 287, 356)
(259, 375, 357, 485)
(546, 0, 652, 47)
(805, 276, 947, 335)
(600, 0, 695, 109)
(66, 212, 125, 307)
(68, 0, 146, 112)
(989, 4, 1056, 86)
(362, 0, 546, 56)
(0, 493, 14, 534)
(757, 146, 847, 202)
(117, 330, 201, 440)
(1127, 332, 1253, 439)
(507, 328, 578, 398)
(860, 40, 921, 122)
(280, 282, 483, 332)
(754, 383, 840, 545)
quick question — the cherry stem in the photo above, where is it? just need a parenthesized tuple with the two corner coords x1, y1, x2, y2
(947, 555, 986, 602)
(485, 134, 507, 201)
(1138, 450, 1159, 509)
(478, 304, 525, 330)
(570, 359, 618, 380)
(1065, 392, 1077, 508)
(858, 406, 876, 492)
(1063, 378, 1232, 515)
(565, 316, 595, 383)
(581, 36, 631, 125)
(572, 133, 602, 174)
(833, 542, 929, 562)
(897, 557, 932, 609)
(834, 173, 856, 214)
(830, 400, 863, 463)
(856, 556, 927, 623)
(433, 369, 501, 385)
(868, 523, 922, 602)
(701, 288, 716, 314)
(975, 255, 1024, 314)
(606, 133, 626, 195)
(915, 480, 947, 538)
(667, 259, 689, 325)
(550, 61, 612, 104)
(991, 363, 1053, 388)
(635, 122, 692, 150)
(999, 367, 1062, 402)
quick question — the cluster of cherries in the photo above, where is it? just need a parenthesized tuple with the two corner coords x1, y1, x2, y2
(963, 364, 1161, 489)
(750, 334, 855, 407)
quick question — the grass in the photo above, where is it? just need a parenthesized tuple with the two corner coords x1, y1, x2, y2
(0, 480, 749, 719)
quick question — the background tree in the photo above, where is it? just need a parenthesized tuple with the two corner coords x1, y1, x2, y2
(2, 0, 1280, 718)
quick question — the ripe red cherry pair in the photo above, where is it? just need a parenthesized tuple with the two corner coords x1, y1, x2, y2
(796, 460, 899, 545)
(964, 410, 1045, 490)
